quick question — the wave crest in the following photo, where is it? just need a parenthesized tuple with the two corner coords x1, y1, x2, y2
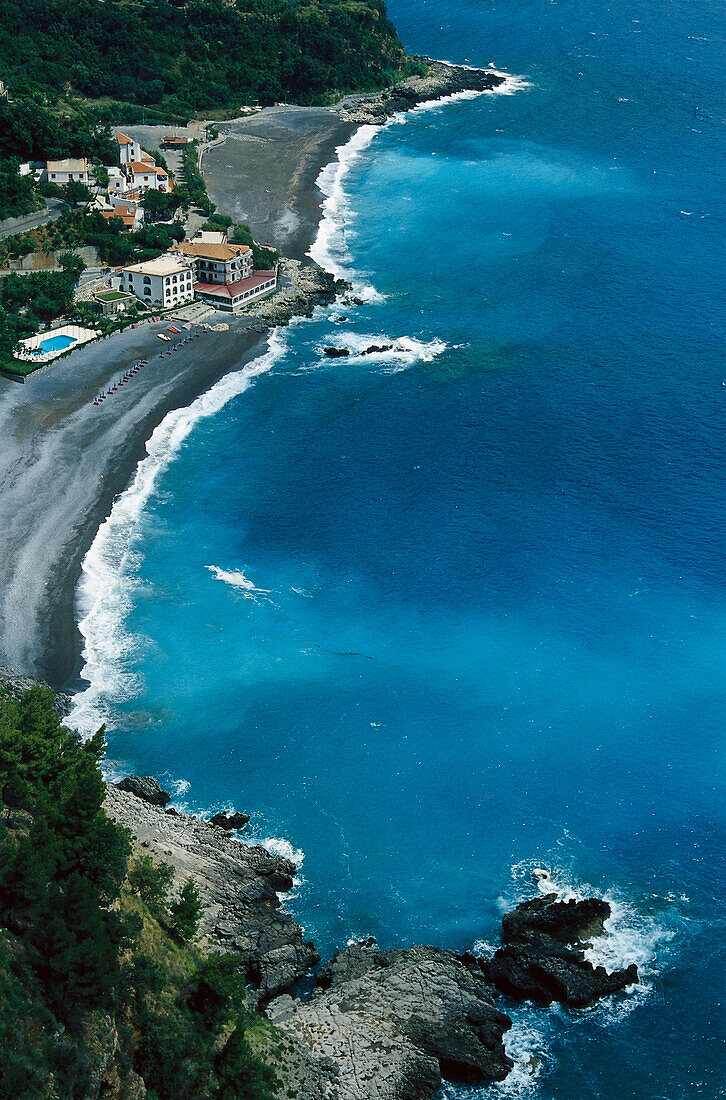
(67, 328, 290, 739)
(206, 565, 270, 601)
(320, 331, 447, 370)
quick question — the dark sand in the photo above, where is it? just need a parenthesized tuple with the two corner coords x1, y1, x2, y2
(0, 320, 270, 689)
(0, 104, 355, 690)
(202, 108, 356, 259)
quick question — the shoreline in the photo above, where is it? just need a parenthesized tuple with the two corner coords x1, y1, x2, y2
(0, 58, 506, 694)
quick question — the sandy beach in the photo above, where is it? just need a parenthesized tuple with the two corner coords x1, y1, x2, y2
(0, 64, 499, 692)
(0, 320, 271, 689)
(0, 97, 359, 690)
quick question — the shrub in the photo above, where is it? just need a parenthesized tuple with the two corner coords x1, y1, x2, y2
(170, 877, 202, 941)
(127, 855, 174, 922)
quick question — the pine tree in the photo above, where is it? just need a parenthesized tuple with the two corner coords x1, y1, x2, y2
(170, 878, 202, 942)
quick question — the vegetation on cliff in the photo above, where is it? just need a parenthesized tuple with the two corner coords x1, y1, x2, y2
(0, 686, 279, 1099)
(0, 0, 409, 116)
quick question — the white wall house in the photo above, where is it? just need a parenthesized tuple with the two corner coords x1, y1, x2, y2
(115, 130, 143, 164)
(116, 254, 195, 309)
(124, 161, 171, 192)
(107, 167, 128, 197)
(174, 240, 253, 284)
(46, 158, 89, 185)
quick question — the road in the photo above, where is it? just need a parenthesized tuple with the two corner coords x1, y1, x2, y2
(0, 198, 68, 241)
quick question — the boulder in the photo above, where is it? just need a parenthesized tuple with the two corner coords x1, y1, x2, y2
(115, 775, 170, 807)
(324, 346, 350, 357)
(485, 892, 639, 1008)
(502, 893, 609, 946)
(268, 945, 512, 1099)
(209, 811, 250, 831)
(316, 937, 391, 989)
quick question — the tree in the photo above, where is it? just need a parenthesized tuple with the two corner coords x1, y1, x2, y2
(58, 251, 85, 281)
(91, 162, 109, 188)
(64, 179, 91, 207)
(170, 877, 202, 941)
(214, 1027, 278, 1100)
(127, 854, 173, 922)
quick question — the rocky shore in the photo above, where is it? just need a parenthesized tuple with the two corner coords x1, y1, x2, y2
(106, 775, 640, 1100)
(336, 58, 505, 125)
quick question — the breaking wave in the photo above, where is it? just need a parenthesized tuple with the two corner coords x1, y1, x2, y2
(308, 124, 385, 302)
(319, 330, 448, 370)
(206, 565, 271, 600)
(67, 328, 291, 739)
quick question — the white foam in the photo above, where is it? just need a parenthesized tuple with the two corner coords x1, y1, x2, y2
(308, 124, 385, 301)
(491, 1011, 551, 1097)
(320, 331, 447, 371)
(206, 565, 270, 600)
(67, 327, 291, 739)
(437, 1008, 549, 1100)
(506, 861, 678, 1021)
(251, 835, 306, 869)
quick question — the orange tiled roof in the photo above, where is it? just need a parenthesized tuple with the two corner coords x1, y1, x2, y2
(174, 241, 251, 261)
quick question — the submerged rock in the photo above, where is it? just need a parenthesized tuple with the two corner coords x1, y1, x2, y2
(484, 892, 639, 1008)
(115, 775, 170, 806)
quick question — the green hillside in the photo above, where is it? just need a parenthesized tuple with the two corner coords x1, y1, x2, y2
(0, 685, 279, 1099)
(0, 0, 409, 115)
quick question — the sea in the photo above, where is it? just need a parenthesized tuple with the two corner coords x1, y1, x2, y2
(69, 0, 726, 1095)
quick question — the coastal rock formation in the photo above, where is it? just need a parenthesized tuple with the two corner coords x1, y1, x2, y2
(337, 58, 505, 125)
(105, 784, 319, 1000)
(484, 893, 639, 1008)
(324, 346, 350, 357)
(0, 665, 72, 715)
(252, 259, 346, 323)
(209, 810, 250, 830)
(268, 943, 513, 1099)
(115, 775, 170, 806)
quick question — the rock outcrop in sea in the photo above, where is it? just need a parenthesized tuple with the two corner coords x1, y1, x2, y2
(484, 893, 639, 1007)
(337, 58, 505, 125)
(107, 777, 639, 1100)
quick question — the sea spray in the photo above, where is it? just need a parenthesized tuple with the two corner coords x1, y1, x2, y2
(68, 327, 292, 739)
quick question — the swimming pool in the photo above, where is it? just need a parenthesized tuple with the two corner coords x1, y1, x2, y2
(34, 334, 77, 355)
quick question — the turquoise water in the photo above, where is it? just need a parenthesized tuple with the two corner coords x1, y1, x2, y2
(72, 0, 726, 1094)
(37, 333, 76, 354)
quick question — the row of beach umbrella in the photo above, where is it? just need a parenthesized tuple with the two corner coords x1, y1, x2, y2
(92, 330, 206, 405)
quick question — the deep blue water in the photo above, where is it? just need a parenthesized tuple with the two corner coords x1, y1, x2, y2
(73, 0, 726, 1094)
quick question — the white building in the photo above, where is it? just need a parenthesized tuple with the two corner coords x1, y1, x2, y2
(115, 130, 143, 164)
(116, 254, 195, 309)
(107, 167, 128, 197)
(173, 239, 253, 285)
(124, 161, 171, 193)
(46, 158, 89, 185)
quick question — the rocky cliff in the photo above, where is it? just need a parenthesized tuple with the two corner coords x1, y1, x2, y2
(105, 784, 319, 1002)
(107, 776, 639, 1100)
